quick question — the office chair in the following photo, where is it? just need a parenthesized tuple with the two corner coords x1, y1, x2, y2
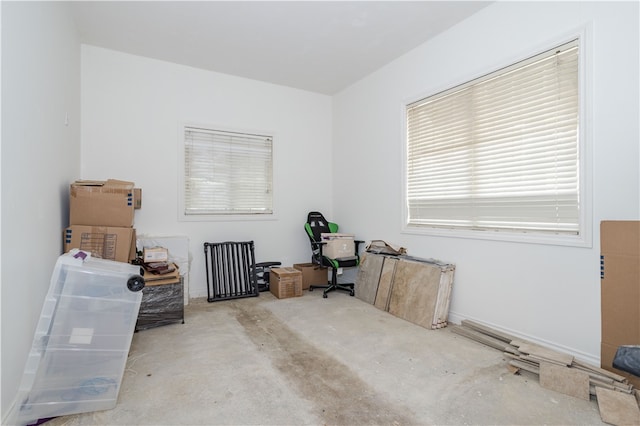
(305, 211, 362, 298)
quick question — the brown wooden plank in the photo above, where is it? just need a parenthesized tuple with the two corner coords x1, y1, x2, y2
(355, 252, 384, 305)
(539, 362, 590, 401)
(374, 257, 397, 311)
(573, 359, 629, 383)
(515, 342, 574, 366)
(388, 259, 442, 329)
(509, 360, 540, 375)
(596, 387, 640, 425)
(451, 326, 509, 351)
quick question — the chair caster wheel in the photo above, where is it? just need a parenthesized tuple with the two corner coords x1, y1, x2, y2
(323, 293, 328, 298)
(309, 287, 313, 292)
(350, 290, 355, 296)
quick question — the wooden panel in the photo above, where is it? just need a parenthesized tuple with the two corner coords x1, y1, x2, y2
(374, 257, 398, 311)
(355, 252, 384, 305)
(539, 362, 590, 400)
(596, 386, 640, 425)
(388, 259, 441, 329)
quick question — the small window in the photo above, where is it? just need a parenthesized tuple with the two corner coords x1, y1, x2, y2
(183, 126, 273, 216)
(405, 40, 580, 237)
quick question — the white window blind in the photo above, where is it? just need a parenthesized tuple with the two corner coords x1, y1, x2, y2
(184, 126, 273, 215)
(406, 40, 580, 235)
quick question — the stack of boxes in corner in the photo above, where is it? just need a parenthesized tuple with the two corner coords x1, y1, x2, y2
(63, 179, 141, 263)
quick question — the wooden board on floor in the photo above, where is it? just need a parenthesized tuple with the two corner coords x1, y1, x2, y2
(596, 387, 640, 426)
(388, 259, 442, 329)
(355, 252, 384, 305)
(514, 342, 574, 366)
(539, 362, 590, 401)
(374, 257, 397, 311)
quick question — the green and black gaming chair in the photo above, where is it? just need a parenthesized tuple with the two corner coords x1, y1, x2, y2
(305, 211, 362, 298)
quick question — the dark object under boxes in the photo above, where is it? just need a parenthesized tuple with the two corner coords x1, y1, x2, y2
(135, 258, 184, 331)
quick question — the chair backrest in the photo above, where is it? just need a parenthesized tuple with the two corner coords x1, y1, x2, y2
(305, 211, 338, 242)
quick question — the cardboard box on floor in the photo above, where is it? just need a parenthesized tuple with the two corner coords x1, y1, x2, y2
(270, 267, 302, 299)
(600, 220, 640, 388)
(69, 179, 136, 227)
(64, 225, 136, 263)
(293, 263, 328, 290)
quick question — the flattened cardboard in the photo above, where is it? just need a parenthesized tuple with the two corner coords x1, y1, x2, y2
(600, 221, 640, 388)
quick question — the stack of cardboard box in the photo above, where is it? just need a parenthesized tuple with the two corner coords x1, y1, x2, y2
(63, 179, 141, 263)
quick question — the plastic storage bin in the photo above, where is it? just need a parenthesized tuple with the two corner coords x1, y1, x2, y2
(7, 250, 144, 425)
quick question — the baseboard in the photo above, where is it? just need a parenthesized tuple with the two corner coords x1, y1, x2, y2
(448, 310, 600, 367)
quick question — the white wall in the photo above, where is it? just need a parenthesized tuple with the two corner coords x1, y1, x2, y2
(80, 46, 333, 299)
(333, 1, 639, 364)
(1, 1, 81, 418)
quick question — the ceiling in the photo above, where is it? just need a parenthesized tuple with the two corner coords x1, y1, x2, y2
(69, 1, 491, 95)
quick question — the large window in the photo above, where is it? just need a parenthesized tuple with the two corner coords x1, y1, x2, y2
(405, 40, 581, 238)
(183, 126, 273, 216)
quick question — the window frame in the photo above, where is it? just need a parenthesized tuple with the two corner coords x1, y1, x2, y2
(401, 31, 592, 247)
(178, 122, 278, 222)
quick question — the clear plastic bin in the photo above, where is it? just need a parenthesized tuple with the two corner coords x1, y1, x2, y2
(7, 250, 144, 425)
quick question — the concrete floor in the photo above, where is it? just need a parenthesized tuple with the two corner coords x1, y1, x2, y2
(47, 290, 606, 425)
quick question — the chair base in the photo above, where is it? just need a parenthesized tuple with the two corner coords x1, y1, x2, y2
(309, 282, 355, 298)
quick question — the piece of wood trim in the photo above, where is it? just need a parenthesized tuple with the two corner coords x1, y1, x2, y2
(451, 326, 509, 351)
(514, 342, 574, 366)
(460, 319, 517, 343)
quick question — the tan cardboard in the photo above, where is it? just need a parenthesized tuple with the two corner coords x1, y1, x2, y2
(600, 220, 640, 388)
(64, 225, 136, 263)
(69, 179, 135, 227)
(293, 263, 328, 290)
(270, 267, 302, 299)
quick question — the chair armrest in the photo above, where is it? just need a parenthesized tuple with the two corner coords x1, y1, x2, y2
(310, 240, 327, 258)
(255, 261, 281, 268)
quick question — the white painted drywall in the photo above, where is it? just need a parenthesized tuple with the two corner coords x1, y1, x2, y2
(1, 1, 81, 418)
(332, 1, 639, 364)
(80, 46, 333, 299)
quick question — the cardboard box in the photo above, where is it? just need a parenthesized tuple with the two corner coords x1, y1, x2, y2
(143, 247, 169, 263)
(64, 225, 136, 263)
(600, 220, 640, 387)
(69, 179, 135, 227)
(270, 267, 302, 299)
(320, 233, 355, 259)
(134, 188, 142, 210)
(293, 263, 328, 290)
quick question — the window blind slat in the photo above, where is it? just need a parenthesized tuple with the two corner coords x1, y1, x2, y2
(184, 127, 273, 215)
(406, 40, 579, 235)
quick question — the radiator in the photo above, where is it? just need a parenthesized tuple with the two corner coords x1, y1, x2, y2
(204, 241, 259, 302)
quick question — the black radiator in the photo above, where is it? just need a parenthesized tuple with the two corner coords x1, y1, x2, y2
(204, 241, 259, 302)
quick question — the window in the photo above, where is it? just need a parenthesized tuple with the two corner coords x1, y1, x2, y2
(183, 126, 273, 216)
(405, 40, 581, 238)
